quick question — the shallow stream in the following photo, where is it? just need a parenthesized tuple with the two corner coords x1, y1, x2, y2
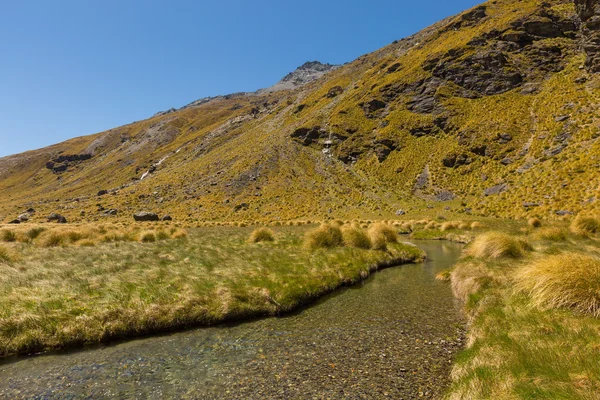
(0, 240, 465, 399)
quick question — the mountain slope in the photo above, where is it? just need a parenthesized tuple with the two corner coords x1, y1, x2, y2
(1, 0, 600, 224)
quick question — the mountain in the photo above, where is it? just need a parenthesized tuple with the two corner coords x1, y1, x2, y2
(1, 0, 600, 224)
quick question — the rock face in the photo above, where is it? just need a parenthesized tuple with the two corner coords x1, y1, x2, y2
(576, 0, 600, 72)
(133, 212, 159, 222)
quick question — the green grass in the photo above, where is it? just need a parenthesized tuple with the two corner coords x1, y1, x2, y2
(0, 225, 424, 357)
(446, 222, 600, 399)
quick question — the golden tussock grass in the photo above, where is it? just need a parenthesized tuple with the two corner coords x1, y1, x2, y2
(533, 227, 568, 242)
(1, 230, 17, 243)
(304, 223, 343, 250)
(466, 232, 530, 260)
(516, 253, 600, 317)
(341, 225, 372, 249)
(0, 225, 425, 357)
(0, 244, 18, 263)
(470, 221, 485, 230)
(368, 222, 398, 250)
(248, 227, 275, 243)
(570, 215, 600, 236)
(528, 218, 542, 228)
(440, 221, 460, 232)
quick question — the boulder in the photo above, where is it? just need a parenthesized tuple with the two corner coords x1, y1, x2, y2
(162, 215, 173, 221)
(47, 213, 67, 223)
(133, 212, 159, 222)
(97, 190, 109, 196)
(484, 183, 508, 196)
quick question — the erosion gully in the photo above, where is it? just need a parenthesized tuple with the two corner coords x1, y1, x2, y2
(0, 240, 465, 399)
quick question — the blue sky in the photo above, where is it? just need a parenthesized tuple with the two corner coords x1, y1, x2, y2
(0, 0, 481, 157)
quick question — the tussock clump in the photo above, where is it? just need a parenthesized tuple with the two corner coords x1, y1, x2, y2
(466, 232, 529, 260)
(458, 222, 470, 230)
(171, 229, 188, 239)
(368, 223, 398, 250)
(341, 225, 372, 249)
(140, 231, 156, 243)
(440, 221, 459, 232)
(41, 233, 64, 248)
(534, 227, 568, 242)
(470, 221, 485, 230)
(528, 218, 542, 228)
(0, 244, 18, 263)
(425, 221, 440, 230)
(304, 223, 343, 250)
(570, 215, 600, 236)
(248, 228, 275, 243)
(1, 230, 17, 243)
(516, 253, 600, 317)
(156, 231, 170, 241)
(26, 227, 46, 240)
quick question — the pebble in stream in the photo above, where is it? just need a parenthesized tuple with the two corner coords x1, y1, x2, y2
(0, 241, 466, 399)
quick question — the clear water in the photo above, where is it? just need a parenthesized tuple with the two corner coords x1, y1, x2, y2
(0, 240, 465, 399)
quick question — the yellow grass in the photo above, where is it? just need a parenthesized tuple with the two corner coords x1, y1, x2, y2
(248, 227, 275, 243)
(368, 222, 399, 250)
(341, 225, 372, 249)
(570, 215, 600, 236)
(304, 223, 343, 250)
(516, 253, 600, 317)
(465, 232, 529, 260)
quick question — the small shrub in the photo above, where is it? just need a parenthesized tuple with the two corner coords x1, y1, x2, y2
(528, 218, 542, 228)
(570, 215, 600, 236)
(516, 253, 600, 317)
(140, 232, 156, 243)
(466, 232, 529, 260)
(1, 230, 16, 243)
(304, 224, 343, 250)
(248, 228, 275, 243)
(341, 226, 372, 249)
(368, 223, 398, 250)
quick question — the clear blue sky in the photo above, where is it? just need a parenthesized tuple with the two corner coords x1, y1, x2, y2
(0, 0, 481, 157)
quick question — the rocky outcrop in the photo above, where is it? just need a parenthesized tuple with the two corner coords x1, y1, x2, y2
(576, 0, 600, 72)
(442, 153, 473, 168)
(291, 127, 329, 146)
(45, 154, 92, 174)
(133, 212, 159, 222)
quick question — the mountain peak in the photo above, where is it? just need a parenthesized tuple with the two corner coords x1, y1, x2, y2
(259, 61, 339, 93)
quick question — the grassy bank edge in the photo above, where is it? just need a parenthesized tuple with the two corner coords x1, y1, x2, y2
(0, 242, 425, 359)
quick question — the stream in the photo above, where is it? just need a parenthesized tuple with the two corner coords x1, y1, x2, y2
(0, 240, 465, 399)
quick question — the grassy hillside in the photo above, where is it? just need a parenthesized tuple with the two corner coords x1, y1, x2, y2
(1, 0, 599, 224)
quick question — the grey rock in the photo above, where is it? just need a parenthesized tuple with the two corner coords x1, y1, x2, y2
(555, 210, 574, 216)
(47, 213, 67, 223)
(133, 212, 159, 222)
(484, 183, 508, 196)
